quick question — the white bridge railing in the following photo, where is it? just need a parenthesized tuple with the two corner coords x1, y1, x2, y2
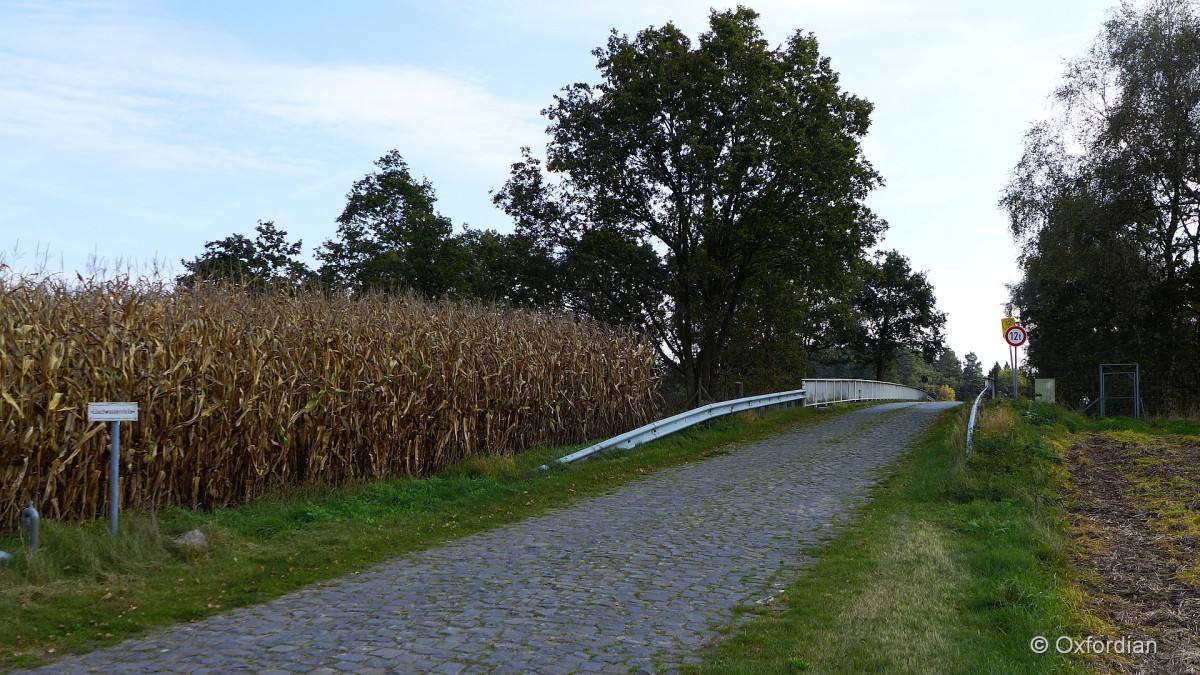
(802, 379, 930, 407)
(554, 379, 930, 465)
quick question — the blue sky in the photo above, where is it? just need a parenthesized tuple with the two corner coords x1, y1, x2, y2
(0, 0, 1115, 373)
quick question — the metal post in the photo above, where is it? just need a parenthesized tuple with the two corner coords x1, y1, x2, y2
(1134, 363, 1141, 419)
(1011, 346, 1018, 400)
(1099, 365, 1106, 418)
(110, 420, 120, 535)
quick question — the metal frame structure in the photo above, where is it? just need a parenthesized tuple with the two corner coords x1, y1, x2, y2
(555, 379, 931, 465)
(1098, 363, 1141, 419)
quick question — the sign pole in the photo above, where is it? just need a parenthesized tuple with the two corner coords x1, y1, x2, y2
(1011, 345, 1018, 401)
(1002, 321, 1028, 401)
(88, 402, 138, 536)
(110, 421, 120, 535)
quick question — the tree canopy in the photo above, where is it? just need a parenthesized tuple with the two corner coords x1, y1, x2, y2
(177, 220, 311, 291)
(852, 250, 946, 381)
(494, 7, 884, 405)
(958, 352, 985, 401)
(1002, 0, 1200, 412)
(316, 150, 469, 297)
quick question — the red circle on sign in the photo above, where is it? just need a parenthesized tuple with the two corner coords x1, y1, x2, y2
(1005, 325, 1027, 347)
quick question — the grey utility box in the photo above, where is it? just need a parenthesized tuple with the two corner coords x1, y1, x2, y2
(1034, 378, 1056, 404)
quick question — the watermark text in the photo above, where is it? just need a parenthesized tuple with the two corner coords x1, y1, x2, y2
(1030, 635, 1157, 655)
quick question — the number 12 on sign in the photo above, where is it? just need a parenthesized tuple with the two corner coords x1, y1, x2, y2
(1004, 325, 1027, 399)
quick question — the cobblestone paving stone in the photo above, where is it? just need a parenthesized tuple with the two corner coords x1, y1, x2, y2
(27, 402, 957, 674)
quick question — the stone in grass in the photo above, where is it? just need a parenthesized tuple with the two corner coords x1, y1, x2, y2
(0, 550, 12, 563)
(173, 529, 209, 551)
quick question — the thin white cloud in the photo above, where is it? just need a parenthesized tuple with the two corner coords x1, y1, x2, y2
(240, 63, 539, 170)
(0, 1, 543, 178)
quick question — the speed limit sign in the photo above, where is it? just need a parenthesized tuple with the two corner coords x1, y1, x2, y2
(1005, 325, 1028, 347)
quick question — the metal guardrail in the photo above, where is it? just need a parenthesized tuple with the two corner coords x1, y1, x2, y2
(965, 386, 989, 454)
(554, 379, 931, 465)
(556, 388, 807, 465)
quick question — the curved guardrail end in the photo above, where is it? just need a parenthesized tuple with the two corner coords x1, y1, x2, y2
(965, 387, 990, 455)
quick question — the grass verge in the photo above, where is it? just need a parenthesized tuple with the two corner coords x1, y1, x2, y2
(692, 400, 1092, 674)
(0, 403, 858, 671)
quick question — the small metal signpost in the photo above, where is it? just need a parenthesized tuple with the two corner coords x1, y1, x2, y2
(88, 402, 139, 535)
(1004, 324, 1028, 400)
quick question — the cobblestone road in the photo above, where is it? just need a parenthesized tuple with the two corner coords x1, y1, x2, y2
(29, 401, 957, 674)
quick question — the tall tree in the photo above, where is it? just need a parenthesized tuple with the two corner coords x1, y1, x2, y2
(177, 220, 311, 291)
(1002, 0, 1200, 411)
(494, 8, 883, 405)
(958, 351, 985, 401)
(317, 150, 468, 296)
(934, 347, 963, 390)
(853, 250, 946, 381)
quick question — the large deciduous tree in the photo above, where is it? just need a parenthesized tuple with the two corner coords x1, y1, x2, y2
(318, 150, 468, 296)
(853, 250, 946, 382)
(494, 7, 883, 406)
(1002, 0, 1200, 412)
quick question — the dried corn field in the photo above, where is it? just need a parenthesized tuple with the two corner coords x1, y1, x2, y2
(0, 276, 658, 529)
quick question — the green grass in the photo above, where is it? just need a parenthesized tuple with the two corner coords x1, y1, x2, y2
(1080, 414, 1200, 436)
(692, 400, 1091, 674)
(0, 403, 858, 671)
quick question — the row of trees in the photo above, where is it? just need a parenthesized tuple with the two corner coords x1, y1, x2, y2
(180, 8, 949, 407)
(1002, 0, 1200, 413)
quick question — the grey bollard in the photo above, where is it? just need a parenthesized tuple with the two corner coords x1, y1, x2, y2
(19, 501, 39, 551)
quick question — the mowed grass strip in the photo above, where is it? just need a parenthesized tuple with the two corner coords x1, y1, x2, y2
(693, 401, 1091, 674)
(0, 403, 856, 671)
